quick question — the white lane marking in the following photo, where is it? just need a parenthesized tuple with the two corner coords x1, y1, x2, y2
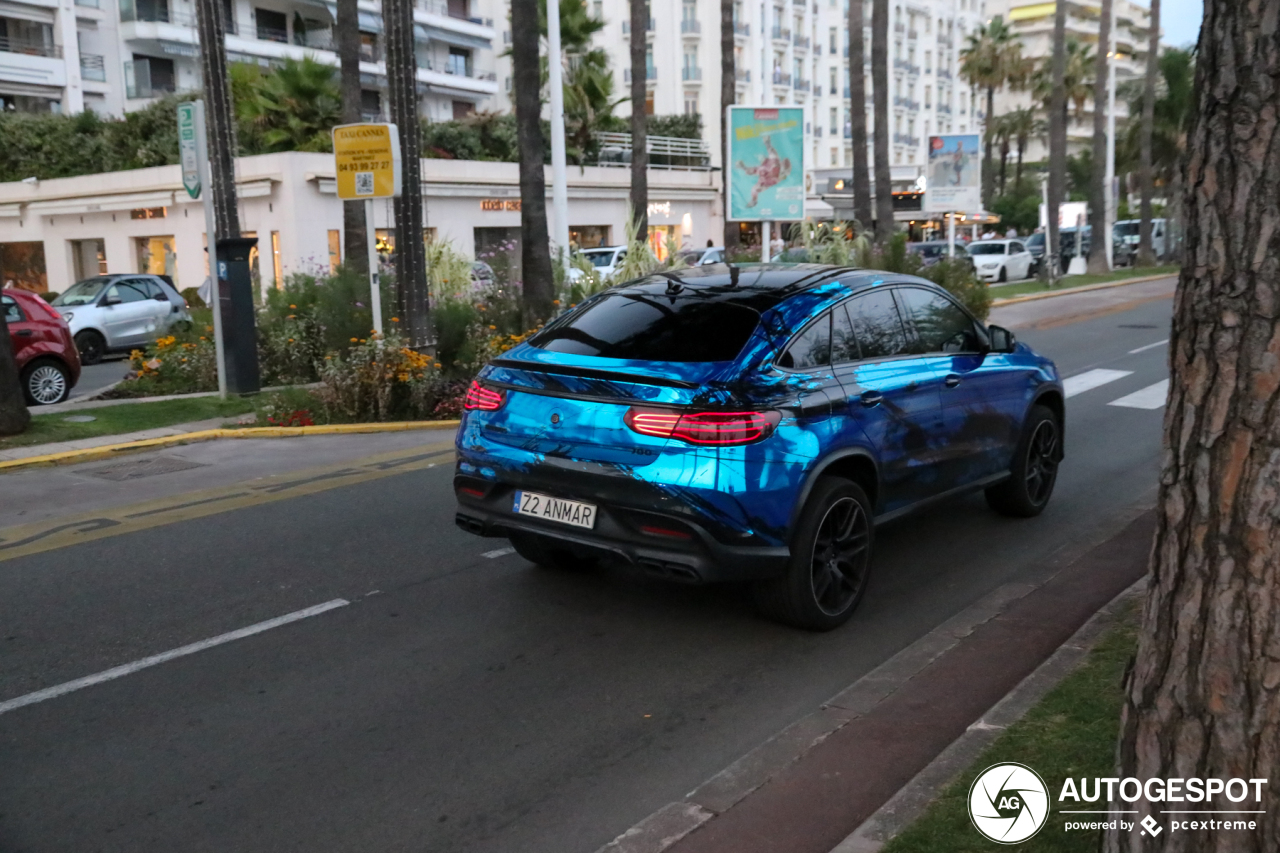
(1129, 338, 1169, 354)
(1108, 379, 1170, 410)
(0, 599, 349, 717)
(481, 547, 516, 559)
(1063, 368, 1134, 398)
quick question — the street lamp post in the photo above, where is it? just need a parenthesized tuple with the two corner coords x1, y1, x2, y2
(1104, 3, 1117, 269)
(547, 0, 570, 273)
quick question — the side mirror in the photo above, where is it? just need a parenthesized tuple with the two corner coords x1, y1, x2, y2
(101, 294, 121, 306)
(988, 324, 1016, 354)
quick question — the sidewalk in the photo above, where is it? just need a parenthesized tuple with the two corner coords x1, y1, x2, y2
(0, 414, 253, 462)
(598, 510, 1156, 853)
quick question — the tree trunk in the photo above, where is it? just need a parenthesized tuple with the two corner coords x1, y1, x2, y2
(1103, 3, 1280, 850)
(720, 0, 737, 251)
(1046, 0, 1068, 280)
(983, 86, 995, 209)
(384, 0, 428, 343)
(1137, 0, 1160, 265)
(0, 310, 29, 436)
(629, 0, 648, 240)
(194, 0, 240, 239)
(999, 134, 1009, 196)
(512, 0, 554, 324)
(849, 0, 872, 229)
(871, 0, 892, 244)
(1087, 0, 1113, 274)
(337, 0, 367, 276)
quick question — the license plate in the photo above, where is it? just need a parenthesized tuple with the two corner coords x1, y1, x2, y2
(512, 490, 597, 529)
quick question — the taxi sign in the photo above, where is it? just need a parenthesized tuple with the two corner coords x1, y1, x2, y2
(332, 122, 401, 200)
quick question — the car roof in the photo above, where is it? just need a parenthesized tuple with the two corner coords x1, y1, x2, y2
(583, 246, 625, 253)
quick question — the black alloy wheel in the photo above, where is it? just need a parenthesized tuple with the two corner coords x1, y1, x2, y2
(75, 330, 105, 365)
(986, 404, 1061, 517)
(754, 477, 875, 631)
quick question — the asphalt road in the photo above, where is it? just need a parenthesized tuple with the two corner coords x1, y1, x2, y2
(69, 357, 130, 401)
(0, 286, 1174, 853)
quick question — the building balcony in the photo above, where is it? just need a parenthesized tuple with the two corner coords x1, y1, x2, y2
(907, 29, 918, 39)
(793, 34, 809, 50)
(681, 19, 700, 35)
(938, 103, 951, 114)
(124, 57, 174, 99)
(893, 22, 904, 33)
(0, 45, 66, 88)
(893, 133, 919, 146)
(623, 66, 657, 82)
(682, 66, 701, 82)
(893, 96, 921, 110)
(815, 125, 823, 137)
(0, 36, 62, 58)
(771, 71, 791, 86)
(621, 18, 655, 35)
(794, 78, 810, 92)
(735, 67, 751, 82)
(770, 26, 790, 42)
(734, 21, 749, 37)
(417, 0, 494, 28)
(418, 63, 498, 96)
(937, 69, 951, 80)
(80, 52, 107, 81)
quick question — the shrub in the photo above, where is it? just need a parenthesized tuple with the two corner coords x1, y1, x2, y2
(111, 330, 219, 397)
(314, 331, 454, 421)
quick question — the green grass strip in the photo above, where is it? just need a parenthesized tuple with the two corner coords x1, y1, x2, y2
(2, 397, 256, 450)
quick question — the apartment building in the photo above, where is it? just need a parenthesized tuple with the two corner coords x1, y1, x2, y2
(0, 0, 499, 121)
(489, 0, 989, 208)
(988, 0, 1154, 163)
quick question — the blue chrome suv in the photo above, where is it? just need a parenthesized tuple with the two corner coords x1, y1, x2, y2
(454, 265, 1064, 630)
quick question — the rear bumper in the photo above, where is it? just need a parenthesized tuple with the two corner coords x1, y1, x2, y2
(454, 474, 790, 584)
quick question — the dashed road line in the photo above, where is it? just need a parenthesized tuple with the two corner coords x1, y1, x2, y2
(1128, 338, 1169, 354)
(0, 599, 350, 716)
(1108, 379, 1170, 410)
(1063, 368, 1134, 398)
(481, 547, 517, 559)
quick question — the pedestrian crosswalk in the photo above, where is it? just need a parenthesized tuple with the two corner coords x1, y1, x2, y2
(1062, 368, 1169, 410)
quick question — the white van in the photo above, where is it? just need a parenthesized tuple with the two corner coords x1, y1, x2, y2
(1113, 219, 1168, 262)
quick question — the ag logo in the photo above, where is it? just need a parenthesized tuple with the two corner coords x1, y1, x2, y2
(968, 762, 1050, 844)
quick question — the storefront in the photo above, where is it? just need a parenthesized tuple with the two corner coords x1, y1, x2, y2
(0, 152, 723, 296)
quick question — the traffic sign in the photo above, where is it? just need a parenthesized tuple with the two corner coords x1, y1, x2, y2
(177, 102, 201, 200)
(332, 123, 401, 200)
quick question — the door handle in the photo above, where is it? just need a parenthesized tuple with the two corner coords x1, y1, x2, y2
(944, 374, 961, 388)
(860, 390, 883, 407)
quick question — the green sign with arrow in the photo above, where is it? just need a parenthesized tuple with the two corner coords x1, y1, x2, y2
(177, 102, 201, 200)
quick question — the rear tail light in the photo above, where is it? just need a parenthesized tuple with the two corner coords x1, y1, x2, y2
(463, 380, 506, 411)
(624, 407, 780, 445)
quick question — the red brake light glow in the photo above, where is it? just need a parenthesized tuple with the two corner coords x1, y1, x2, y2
(463, 381, 505, 411)
(624, 408, 780, 445)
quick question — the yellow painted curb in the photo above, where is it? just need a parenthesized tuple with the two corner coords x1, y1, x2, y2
(991, 272, 1177, 307)
(0, 420, 461, 473)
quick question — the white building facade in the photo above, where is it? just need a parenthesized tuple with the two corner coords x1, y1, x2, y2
(0, 150, 721, 293)
(0, 0, 500, 121)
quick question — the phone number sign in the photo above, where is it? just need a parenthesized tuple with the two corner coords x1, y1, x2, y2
(332, 123, 402, 200)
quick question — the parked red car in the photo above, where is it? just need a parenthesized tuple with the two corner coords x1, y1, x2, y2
(3, 288, 81, 405)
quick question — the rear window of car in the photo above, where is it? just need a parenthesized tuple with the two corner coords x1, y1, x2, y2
(531, 289, 765, 362)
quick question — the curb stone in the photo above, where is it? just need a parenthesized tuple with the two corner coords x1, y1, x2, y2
(828, 577, 1146, 853)
(0, 420, 461, 473)
(990, 272, 1176, 307)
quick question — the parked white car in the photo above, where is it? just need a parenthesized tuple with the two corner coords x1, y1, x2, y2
(968, 240, 1035, 283)
(51, 275, 192, 364)
(580, 245, 628, 278)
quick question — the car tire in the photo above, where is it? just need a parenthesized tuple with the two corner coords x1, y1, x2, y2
(510, 533, 598, 571)
(985, 404, 1061, 518)
(753, 478, 874, 632)
(998, 265, 1008, 283)
(75, 330, 106, 365)
(21, 358, 71, 405)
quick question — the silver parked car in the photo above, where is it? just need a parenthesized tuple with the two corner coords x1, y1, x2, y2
(51, 275, 192, 364)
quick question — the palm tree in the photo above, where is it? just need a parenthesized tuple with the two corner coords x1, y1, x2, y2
(628, 0, 648, 242)
(194, 0, 240, 239)
(235, 58, 341, 152)
(1118, 48, 1194, 193)
(1087, 0, 1113, 273)
(871, 0, 892, 244)
(1137, 0, 1161, 264)
(336, 0, 366, 275)
(385, 0, 428, 340)
(849, 0, 871, 228)
(1046, 0, 1068, 280)
(1004, 107, 1039, 187)
(995, 114, 1012, 195)
(1032, 39, 1095, 123)
(511, 0, 555, 323)
(959, 15, 1023, 209)
(720, 0, 736, 251)
(539, 0, 616, 165)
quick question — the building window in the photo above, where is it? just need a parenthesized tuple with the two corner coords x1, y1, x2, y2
(830, 146, 838, 165)
(447, 47, 471, 76)
(684, 93, 698, 114)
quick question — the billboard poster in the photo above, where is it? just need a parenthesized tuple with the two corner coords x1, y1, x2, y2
(924, 134, 982, 213)
(727, 106, 805, 222)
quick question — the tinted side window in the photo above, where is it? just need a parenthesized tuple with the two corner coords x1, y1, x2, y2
(846, 289, 910, 359)
(896, 287, 982, 354)
(106, 280, 151, 304)
(1011, 242, 1025, 253)
(143, 280, 166, 299)
(778, 311, 832, 370)
(832, 303, 861, 363)
(2, 295, 24, 323)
